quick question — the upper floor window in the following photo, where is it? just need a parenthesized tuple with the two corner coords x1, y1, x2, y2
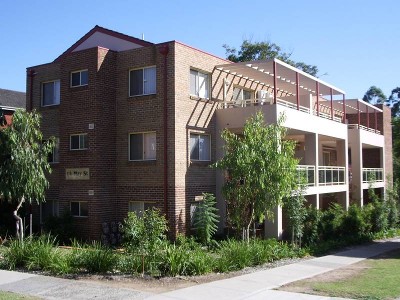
(190, 133, 210, 161)
(128, 201, 154, 217)
(129, 132, 156, 161)
(129, 66, 156, 96)
(48, 137, 60, 163)
(42, 80, 60, 106)
(71, 70, 88, 87)
(190, 69, 209, 99)
(70, 133, 88, 150)
(233, 87, 253, 103)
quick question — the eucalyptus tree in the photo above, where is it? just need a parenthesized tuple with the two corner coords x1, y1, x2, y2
(214, 112, 298, 241)
(0, 109, 54, 240)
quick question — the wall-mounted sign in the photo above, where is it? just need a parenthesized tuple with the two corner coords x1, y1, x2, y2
(66, 168, 90, 180)
(194, 195, 204, 202)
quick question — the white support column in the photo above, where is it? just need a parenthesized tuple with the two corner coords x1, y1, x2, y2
(264, 205, 282, 239)
(351, 135, 363, 206)
(336, 139, 349, 209)
(305, 133, 319, 186)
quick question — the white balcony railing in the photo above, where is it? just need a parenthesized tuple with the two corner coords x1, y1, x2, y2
(296, 165, 315, 186)
(362, 168, 384, 183)
(318, 166, 346, 186)
(348, 124, 381, 135)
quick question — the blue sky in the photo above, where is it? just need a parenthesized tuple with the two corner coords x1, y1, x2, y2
(1, 0, 399, 99)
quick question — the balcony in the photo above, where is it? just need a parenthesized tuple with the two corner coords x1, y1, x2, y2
(318, 166, 346, 186)
(348, 124, 381, 135)
(362, 168, 384, 183)
(296, 165, 315, 186)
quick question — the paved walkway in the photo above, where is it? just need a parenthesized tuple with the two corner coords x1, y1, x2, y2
(1, 238, 400, 300)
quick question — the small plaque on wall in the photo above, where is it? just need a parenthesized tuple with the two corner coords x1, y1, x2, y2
(194, 195, 204, 202)
(66, 168, 90, 180)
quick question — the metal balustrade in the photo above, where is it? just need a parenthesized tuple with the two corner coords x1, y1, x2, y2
(296, 165, 315, 186)
(318, 166, 346, 186)
(348, 124, 381, 135)
(362, 168, 384, 183)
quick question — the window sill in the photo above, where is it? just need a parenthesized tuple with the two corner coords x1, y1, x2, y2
(190, 160, 212, 166)
(72, 216, 88, 218)
(129, 159, 157, 163)
(128, 94, 157, 101)
(190, 95, 210, 102)
(70, 148, 88, 151)
(41, 103, 60, 108)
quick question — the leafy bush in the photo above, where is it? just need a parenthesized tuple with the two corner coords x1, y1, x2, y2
(341, 205, 369, 238)
(192, 193, 219, 245)
(303, 206, 322, 245)
(319, 203, 345, 239)
(70, 240, 117, 273)
(43, 213, 75, 245)
(121, 208, 168, 254)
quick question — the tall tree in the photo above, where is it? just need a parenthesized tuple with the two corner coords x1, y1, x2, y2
(223, 40, 319, 76)
(387, 87, 400, 117)
(362, 86, 386, 104)
(214, 112, 298, 240)
(0, 109, 54, 240)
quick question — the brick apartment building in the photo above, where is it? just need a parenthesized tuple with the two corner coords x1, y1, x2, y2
(27, 26, 392, 240)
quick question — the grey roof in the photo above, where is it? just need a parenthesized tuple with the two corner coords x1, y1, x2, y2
(0, 88, 26, 109)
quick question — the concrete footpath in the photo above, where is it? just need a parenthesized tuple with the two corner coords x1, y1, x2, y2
(1, 238, 400, 300)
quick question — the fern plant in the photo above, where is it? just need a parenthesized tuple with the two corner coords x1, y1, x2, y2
(193, 193, 219, 245)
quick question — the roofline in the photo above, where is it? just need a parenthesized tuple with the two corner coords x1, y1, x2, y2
(175, 41, 231, 63)
(53, 25, 154, 63)
(272, 58, 346, 95)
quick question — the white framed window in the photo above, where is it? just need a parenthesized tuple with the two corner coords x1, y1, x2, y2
(70, 133, 88, 150)
(71, 70, 88, 87)
(48, 137, 60, 163)
(129, 66, 156, 96)
(129, 132, 156, 161)
(128, 201, 154, 217)
(70, 201, 88, 217)
(190, 133, 211, 161)
(233, 87, 253, 104)
(190, 69, 209, 99)
(42, 80, 60, 106)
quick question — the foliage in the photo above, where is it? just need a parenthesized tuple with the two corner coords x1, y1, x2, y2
(43, 212, 75, 245)
(393, 117, 400, 189)
(318, 203, 346, 240)
(283, 182, 307, 247)
(223, 40, 318, 76)
(386, 181, 399, 228)
(387, 87, 400, 117)
(214, 112, 298, 238)
(70, 240, 118, 273)
(192, 193, 219, 245)
(362, 85, 386, 104)
(0, 109, 54, 204)
(120, 208, 168, 254)
(302, 206, 322, 245)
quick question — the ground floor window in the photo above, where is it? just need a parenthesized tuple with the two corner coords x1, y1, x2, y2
(190, 133, 211, 161)
(128, 201, 154, 217)
(70, 201, 88, 217)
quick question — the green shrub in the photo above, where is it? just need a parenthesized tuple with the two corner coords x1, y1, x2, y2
(117, 253, 143, 275)
(319, 203, 345, 239)
(192, 193, 219, 245)
(121, 208, 168, 254)
(70, 241, 117, 273)
(303, 207, 322, 245)
(43, 213, 75, 245)
(342, 205, 369, 238)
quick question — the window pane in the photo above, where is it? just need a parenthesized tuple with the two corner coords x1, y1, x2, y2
(71, 72, 81, 87)
(198, 72, 208, 98)
(43, 82, 54, 106)
(243, 90, 252, 100)
(129, 202, 144, 217)
(80, 70, 88, 85)
(130, 69, 143, 96)
(190, 134, 199, 160)
(144, 132, 156, 160)
(71, 202, 80, 216)
(54, 80, 60, 104)
(130, 134, 143, 160)
(80, 202, 88, 217)
(80, 134, 88, 149)
(233, 87, 241, 102)
(190, 70, 197, 95)
(71, 135, 79, 149)
(144, 67, 156, 94)
(199, 135, 210, 161)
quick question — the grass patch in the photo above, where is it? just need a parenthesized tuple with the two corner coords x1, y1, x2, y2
(0, 291, 40, 300)
(312, 249, 400, 300)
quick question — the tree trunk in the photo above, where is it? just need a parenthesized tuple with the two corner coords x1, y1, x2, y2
(13, 198, 24, 242)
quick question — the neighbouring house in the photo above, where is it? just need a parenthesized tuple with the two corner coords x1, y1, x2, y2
(0, 88, 26, 126)
(26, 25, 392, 240)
